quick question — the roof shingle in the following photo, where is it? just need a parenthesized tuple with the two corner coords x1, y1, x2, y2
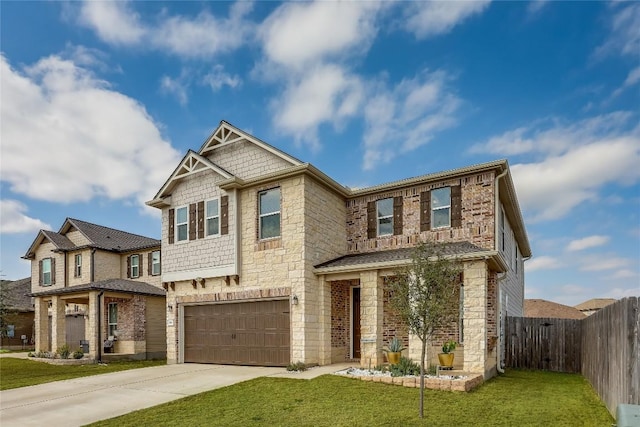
(524, 299, 586, 320)
(29, 279, 165, 298)
(65, 218, 160, 252)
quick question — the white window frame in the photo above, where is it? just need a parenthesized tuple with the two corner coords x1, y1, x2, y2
(258, 188, 281, 240)
(205, 198, 220, 237)
(376, 198, 394, 237)
(175, 206, 188, 242)
(42, 258, 52, 286)
(151, 250, 161, 276)
(431, 187, 452, 229)
(107, 303, 118, 338)
(130, 254, 140, 279)
(75, 254, 82, 278)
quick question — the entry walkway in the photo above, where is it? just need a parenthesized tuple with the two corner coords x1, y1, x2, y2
(0, 361, 354, 427)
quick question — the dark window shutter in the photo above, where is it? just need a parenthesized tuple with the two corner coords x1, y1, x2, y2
(451, 185, 462, 228)
(51, 258, 56, 284)
(126, 255, 131, 279)
(39, 260, 43, 285)
(168, 209, 175, 244)
(197, 201, 205, 238)
(138, 254, 144, 277)
(420, 191, 431, 232)
(148, 252, 152, 275)
(393, 196, 403, 235)
(221, 196, 229, 235)
(189, 203, 197, 241)
(367, 201, 377, 239)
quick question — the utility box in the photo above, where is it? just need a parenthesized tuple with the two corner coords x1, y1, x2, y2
(80, 340, 89, 353)
(617, 404, 640, 427)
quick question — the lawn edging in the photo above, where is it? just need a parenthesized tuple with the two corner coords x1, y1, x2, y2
(337, 372, 484, 391)
(26, 356, 96, 366)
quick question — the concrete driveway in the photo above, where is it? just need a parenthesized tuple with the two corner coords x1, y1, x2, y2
(0, 361, 353, 427)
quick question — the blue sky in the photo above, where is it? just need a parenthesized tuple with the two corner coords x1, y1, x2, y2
(1, 1, 638, 306)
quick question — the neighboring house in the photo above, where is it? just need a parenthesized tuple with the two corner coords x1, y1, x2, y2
(524, 299, 586, 320)
(0, 278, 34, 349)
(574, 298, 617, 316)
(147, 121, 531, 378)
(23, 218, 166, 360)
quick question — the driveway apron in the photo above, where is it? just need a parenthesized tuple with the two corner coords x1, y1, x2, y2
(0, 363, 283, 427)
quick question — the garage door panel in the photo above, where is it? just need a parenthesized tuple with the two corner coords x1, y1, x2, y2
(184, 300, 290, 366)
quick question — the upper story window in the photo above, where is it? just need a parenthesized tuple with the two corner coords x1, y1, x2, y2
(176, 206, 188, 242)
(376, 198, 393, 236)
(259, 188, 281, 240)
(74, 254, 82, 278)
(130, 254, 140, 279)
(431, 187, 451, 229)
(206, 199, 220, 237)
(41, 258, 52, 286)
(151, 250, 161, 276)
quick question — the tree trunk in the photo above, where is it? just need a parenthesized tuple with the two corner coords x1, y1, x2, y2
(419, 334, 427, 418)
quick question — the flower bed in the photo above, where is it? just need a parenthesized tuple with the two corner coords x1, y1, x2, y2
(335, 367, 484, 392)
(28, 356, 95, 366)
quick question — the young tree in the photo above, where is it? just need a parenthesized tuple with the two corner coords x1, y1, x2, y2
(387, 241, 462, 418)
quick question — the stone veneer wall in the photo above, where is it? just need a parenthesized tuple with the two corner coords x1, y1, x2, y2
(205, 140, 294, 180)
(103, 295, 146, 355)
(346, 172, 496, 253)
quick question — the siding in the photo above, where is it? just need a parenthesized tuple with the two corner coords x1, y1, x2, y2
(498, 201, 524, 317)
(93, 251, 121, 281)
(205, 139, 294, 180)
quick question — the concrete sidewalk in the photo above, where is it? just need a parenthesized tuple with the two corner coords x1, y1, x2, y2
(0, 361, 355, 427)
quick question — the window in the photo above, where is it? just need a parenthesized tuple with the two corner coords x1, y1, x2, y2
(431, 187, 451, 228)
(151, 250, 161, 276)
(74, 254, 82, 277)
(206, 199, 220, 236)
(376, 198, 393, 236)
(42, 258, 52, 286)
(108, 303, 118, 338)
(130, 254, 140, 278)
(176, 206, 188, 242)
(259, 188, 281, 239)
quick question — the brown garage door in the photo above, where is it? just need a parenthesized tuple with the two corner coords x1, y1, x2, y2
(183, 300, 290, 366)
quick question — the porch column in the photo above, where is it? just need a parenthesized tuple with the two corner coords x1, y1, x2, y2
(34, 298, 50, 352)
(87, 291, 100, 359)
(317, 275, 332, 365)
(463, 260, 488, 376)
(359, 270, 383, 368)
(50, 296, 66, 352)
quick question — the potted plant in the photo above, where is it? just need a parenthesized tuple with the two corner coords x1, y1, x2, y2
(438, 340, 457, 368)
(384, 337, 405, 365)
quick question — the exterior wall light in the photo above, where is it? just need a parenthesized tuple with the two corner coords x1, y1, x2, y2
(167, 304, 173, 312)
(292, 295, 299, 305)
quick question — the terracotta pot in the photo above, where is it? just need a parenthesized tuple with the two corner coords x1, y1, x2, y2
(438, 353, 454, 367)
(387, 351, 401, 365)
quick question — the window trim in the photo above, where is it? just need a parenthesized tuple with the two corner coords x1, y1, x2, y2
(175, 205, 189, 243)
(205, 198, 221, 238)
(376, 198, 394, 237)
(130, 254, 140, 279)
(431, 187, 452, 229)
(258, 187, 281, 240)
(151, 250, 161, 276)
(107, 303, 118, 338)
(74, 254, 82, 278)
(42, 258, 52, 286)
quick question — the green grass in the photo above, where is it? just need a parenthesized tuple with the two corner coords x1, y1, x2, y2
(88, 369, 613, 427)
(0, 357, 166, 390)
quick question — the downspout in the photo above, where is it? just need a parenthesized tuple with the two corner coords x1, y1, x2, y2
(90, 248, 96, 282)
(494, 168, 509, 374)
(97, 290, 104, 363)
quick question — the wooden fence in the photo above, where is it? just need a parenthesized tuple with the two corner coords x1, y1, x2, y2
(506, 297, 639, 417)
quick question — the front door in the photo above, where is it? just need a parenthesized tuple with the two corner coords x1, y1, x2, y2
(352, 287, 361, 359)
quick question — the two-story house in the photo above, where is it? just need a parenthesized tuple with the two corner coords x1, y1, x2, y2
(147, 121, 530, 378)
(23, 218, 166, 360)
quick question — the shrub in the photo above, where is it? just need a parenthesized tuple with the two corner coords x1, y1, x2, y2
(286, 361, 307, 372)
(390, 356, 420, 377)
(72, 350, 84, 359)
(57, 344, 71, 359)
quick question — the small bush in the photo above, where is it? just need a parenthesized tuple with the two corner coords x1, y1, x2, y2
(390, 356, 420, 377)
(373, 364, 389, 373)
(28, 352, 35, 357)
(72, 350, 84, 359)
(57, 344, 71, 359)
(286, 361, 307, 372)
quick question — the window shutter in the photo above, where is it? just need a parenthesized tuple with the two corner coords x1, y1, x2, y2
(189, 203, 197, 241)
(451, 185, 462, 228)
(393, 196, 403, 235)
(138, 254, 144, 277)
(367, 201, 377, 239)
(126, 255, 131, 279)
(168, 209, 175, 244)
(51, 258, 56, 284)
(148, 252, 152, 275)
(197, 201, 205, 238)
(221, 195, 229, 235)
(420, 191, 431, 231)
(39, 260, 43, 285)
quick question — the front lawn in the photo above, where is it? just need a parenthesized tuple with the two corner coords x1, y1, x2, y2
(89, 369, 612, 426)
(0, 357, 166, 390)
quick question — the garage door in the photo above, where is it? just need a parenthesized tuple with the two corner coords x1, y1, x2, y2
(183, 300, 290, 366)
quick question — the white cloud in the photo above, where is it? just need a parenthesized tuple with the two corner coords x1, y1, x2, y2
(526, 256, 562, 272)
(605, 287, 639, 298)
(160, 74, 189, 106)
(580, 256, 630, 272)
(527, 0, 550, 16)
(202, 65, 241, 91)
(610, 269, 638, 280)
(593, 3, 640, 60)
(0, 200, 51, 234)
(404, 1, 491, 39)
(77, 1, 253, 59)
(566, 235, 610, 252)
(362, 70, 461, 170)
(0, 54, 180, 208)
(611, 66, 640, 99)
